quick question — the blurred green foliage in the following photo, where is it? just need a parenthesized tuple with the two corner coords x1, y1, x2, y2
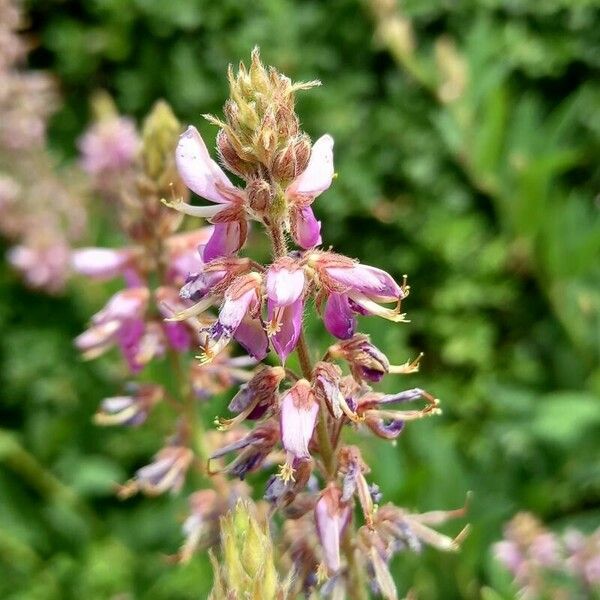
(1, 0, 599, 597)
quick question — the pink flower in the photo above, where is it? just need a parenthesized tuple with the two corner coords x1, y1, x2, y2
(309, 251, 408, 339)
(280, 379, 319, 465)
(174, 126, 246, 260)
(266, 257, 306, 361)
(314, 485, 351, 574)
(285, 134, 334, 249)
(195, 273, 268, 362)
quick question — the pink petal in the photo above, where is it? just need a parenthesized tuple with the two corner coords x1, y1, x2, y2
(175, 125, 235, 204)
(280, 382, 319, 459)
(117, 318, 146, 373)
(71, 248, 131, 279)
(92, 287, 149, 325)
(233, 314, 269, 361)
(327, 264, 401, 301)
(163, 321, 192, 352)
(323, 293, 356, 339)
(314, 487, 351, 574)
(269, 297, 303, 362)
(202, 221, 245, 261)
(219, 288, 257, 331)
(287, 134, 334, 198)
(291, 206, 322, 249)
(266, 264, 305, 306)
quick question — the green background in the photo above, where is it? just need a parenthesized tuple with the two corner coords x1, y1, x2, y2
(1, 0, 599, 597)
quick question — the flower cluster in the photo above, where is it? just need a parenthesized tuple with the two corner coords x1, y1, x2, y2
(73, 49, 466, 599)
(159, 49, 466, 598)
(0, 0, 87, 293)
(494, 512, 600, 599)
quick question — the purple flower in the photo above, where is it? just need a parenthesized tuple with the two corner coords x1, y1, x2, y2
(285, 134, 334, 249)
(309, 251, 408, 339)
(209, 420, 280, 480)
(193, 273, 268, 362)
(172, 126, 247, 260)
(216, 366, 285, 429)
(119, 444, 194, 498)
(266, 257, 306, 361)
(279, 379, 319, 480)
(355, 388, 441, 439)
(75, 287, 150, 368)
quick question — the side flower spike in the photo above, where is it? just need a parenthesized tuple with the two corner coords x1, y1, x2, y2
(279, 379, 319, 481)
(266, 257, 306, 361)
(171, 125, 247, 260)
(285, 134, 334, 249)
(314, 484, 351, 576)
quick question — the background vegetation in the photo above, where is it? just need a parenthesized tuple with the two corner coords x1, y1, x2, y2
(1, 0, 599, 597)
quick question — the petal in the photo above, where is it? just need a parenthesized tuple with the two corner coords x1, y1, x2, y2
(117, 318, 146, 373)
(202, 221, 246, 261)
(266, 265, 305, 306)
(291, 206, 322, 249)
(163, 321, 192, 352)
(219, 288, 256, 331)
(71, 248, 131, 279)
(287, 134, 334, 198)
(92, 287, 149, 324)
(269, 297, 303, 362)
(280, 384, 319, 459)
(327, 264, 401, 301)
(175, 125, 235, 204)
(233, 314, 269, 360)
(323, 293, 356, 339)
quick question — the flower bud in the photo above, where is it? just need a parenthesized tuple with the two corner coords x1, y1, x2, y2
(216, 129, 256, 179)
(141, 100, 181, 181)
(272, 134, 311, 181)
(246, 177, 273, 214)
(210, 499, 286, 600)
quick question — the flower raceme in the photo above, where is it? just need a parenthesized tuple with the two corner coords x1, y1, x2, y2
(72, 51, 466, 599)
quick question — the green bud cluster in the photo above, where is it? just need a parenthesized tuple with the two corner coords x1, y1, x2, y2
(209, 500, 290, 600)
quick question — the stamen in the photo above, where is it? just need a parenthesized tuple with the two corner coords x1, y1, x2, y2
(160, 197, 225, 218)
(277, 461, 296, 483)
(388, 352, 423, 375)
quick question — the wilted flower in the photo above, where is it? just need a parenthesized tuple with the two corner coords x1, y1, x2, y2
(314, 485, 351, 576)
(94, 383, 163, 426)
(119, 443, 194, 498)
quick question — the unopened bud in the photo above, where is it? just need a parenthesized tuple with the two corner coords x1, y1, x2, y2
(246, 177, 273, 214)
(141, 100, 181, 181)
(211, 499, 286, 600)
(216, 129, 256, 178)
(272, 134, 311, 181)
